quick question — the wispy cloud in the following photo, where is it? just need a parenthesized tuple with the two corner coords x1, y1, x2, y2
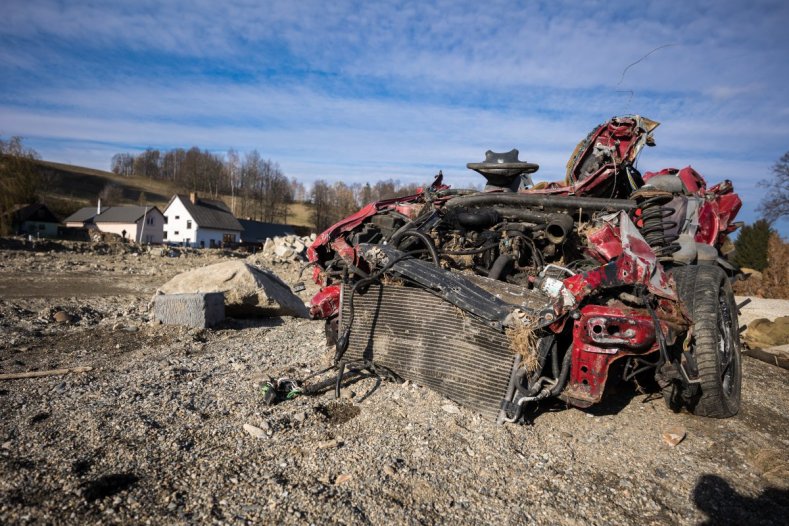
(1, 0, 788, 230)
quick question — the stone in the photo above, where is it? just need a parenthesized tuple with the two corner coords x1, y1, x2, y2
(441, 404, 460, 414)
(154, 292, 225, 328)
(334, 473, 352, 485)
(274, 245, 294, 259)
(383, 464, 396, 476)
(662, 426, 686, 447)
(157, 260, 308, 318)
(53, 311, 73, 324)
(243, 423, 267, 439)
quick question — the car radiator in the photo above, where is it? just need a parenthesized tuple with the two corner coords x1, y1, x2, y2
(340, 283, 520, 422)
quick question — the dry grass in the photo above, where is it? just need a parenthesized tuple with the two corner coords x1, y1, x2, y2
(506, 324, 539, 372)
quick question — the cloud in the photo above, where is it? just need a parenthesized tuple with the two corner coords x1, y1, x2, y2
(1, 0, 788, 233)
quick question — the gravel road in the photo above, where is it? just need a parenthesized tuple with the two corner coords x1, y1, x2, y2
(1, 242, 787, 525)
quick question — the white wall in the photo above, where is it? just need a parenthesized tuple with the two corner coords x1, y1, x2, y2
(136, 209, 164, 244)
(163, 196, 196, 245)
(163, 196, 238, 247)
(95, 209, 164, 244)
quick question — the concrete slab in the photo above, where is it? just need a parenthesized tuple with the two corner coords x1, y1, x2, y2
(154, 292, 225, 328)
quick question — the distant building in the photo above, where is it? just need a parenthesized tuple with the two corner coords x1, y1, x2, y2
(163, 193, 242, 248)
(63, 200, 106, 228)
(64, 207, 100, 228)
(238, 219, 295, 244)
(94, 205, 165, 244)
(7, 203, 60, 238)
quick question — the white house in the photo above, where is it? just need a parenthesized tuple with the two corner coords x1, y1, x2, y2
(94, 205, 165, 244)
(163, 193, 242, 248)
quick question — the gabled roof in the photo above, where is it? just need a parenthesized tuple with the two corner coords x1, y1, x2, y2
(64, 206, 102, 224)
(166, 194, 243, 231)
(238, 219, 295, 242)
(94, 205, 162, 224)
(9, 203, 60, 224)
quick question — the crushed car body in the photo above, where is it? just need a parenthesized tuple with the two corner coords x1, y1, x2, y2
(306, 115, 744, 424)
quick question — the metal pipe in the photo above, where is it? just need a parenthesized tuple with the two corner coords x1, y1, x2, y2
(445, 193, 636, 212)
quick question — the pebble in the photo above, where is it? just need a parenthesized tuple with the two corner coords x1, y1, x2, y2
(243, 423, 267, 439)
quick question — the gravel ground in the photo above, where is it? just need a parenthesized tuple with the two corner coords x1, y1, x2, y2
(1, 241, 788, 525)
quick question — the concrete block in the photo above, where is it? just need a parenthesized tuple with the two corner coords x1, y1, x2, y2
(154, 292, 225, 328)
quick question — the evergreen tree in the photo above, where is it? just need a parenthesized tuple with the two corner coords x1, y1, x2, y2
(733, 219, 773, 271)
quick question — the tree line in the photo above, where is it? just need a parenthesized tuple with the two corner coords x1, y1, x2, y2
(310, 179, 422, 232)
(111, 146, 424, 230)
(111, 147, 294, 223)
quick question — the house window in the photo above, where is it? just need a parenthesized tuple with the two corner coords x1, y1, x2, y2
(147, 216, 154, 225)
(163, 231, 168, 240)
(174, 231, 179, 236)
(223, 233, 235, 244)
(186, 220, 192, 229)
(164, 216, 168, 224)
(175, 215, 180, 220)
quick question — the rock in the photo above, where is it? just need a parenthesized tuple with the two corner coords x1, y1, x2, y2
(53, 311, 73, 324)
(662, 426, 686, 447)
(243, 423, 267, 439)
(334, 473, 352, 485)
(157, 260, 308, 318)
(316, 439, 342, 449)
(745, 317, 789, 348)
(293, 411, 307, 424)
(383, 464, 396, 476)
(441, 404, 460, 414)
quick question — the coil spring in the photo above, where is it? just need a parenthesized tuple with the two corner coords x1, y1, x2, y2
(639, 195, 680, 259)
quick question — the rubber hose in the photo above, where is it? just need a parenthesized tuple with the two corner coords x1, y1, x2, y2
(488, 253, 514, 281)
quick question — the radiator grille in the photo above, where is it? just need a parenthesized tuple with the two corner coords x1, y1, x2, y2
(340, 283, 518, 421)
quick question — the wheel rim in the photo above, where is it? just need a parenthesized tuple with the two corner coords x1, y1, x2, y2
(718, 291, 737, 397)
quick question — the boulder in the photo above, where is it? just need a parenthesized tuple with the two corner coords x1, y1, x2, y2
(157, 260, 308, 318)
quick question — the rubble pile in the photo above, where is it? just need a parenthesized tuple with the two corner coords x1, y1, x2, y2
(260, 234, 317, 263)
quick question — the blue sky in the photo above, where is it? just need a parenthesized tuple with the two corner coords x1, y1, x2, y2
(1, 0, 788, 231)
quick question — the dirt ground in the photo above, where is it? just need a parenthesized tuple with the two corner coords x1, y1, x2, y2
(1, 241, 787, 525)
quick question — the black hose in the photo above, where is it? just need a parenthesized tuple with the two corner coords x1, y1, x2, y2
(549, 347, 573, 397)
(445, 193, 636, 212)
(488, 253, 514, 281)
(390, 230, 440, 267)
(441, 243, 498, 255)
(455, 209, 501, 228)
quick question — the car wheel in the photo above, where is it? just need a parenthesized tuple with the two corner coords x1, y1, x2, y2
(668, 265, 742, 418)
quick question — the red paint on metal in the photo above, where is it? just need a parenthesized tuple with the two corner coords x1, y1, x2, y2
(586, 222, 622, 262)
(563, 305, 660, 405)
(309, 285, 341, 319)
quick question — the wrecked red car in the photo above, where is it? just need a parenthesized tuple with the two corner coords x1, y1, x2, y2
(306, 115, 744, 424)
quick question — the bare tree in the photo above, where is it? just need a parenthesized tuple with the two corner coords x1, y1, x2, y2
(111, 153, 134, 176)
(760, 151, 789, 222)
(311, 180, 335, 232)
(98, 183, 123, 205)
(0, 136, 39, 234)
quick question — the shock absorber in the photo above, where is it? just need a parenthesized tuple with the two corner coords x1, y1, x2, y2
(632, 190, 680, 260)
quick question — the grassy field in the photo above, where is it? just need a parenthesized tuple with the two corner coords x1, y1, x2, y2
(35, 160, 315, 228)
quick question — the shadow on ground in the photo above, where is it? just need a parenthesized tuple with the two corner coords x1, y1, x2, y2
(693, 474, 789, 526)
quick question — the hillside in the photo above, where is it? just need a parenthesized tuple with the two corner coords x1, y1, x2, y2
(34, 160, 314, 228)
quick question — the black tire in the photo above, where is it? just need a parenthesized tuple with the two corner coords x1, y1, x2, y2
(669, 265, 742, 417)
